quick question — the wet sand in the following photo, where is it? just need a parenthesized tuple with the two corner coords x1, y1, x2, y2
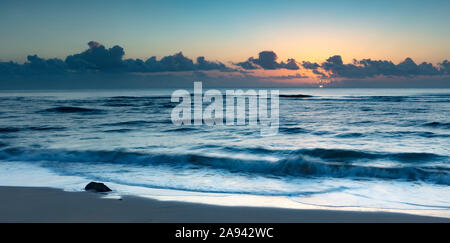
(0, 186, 448, 223)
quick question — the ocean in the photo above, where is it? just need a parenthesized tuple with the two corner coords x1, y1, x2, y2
(0, 88, 449, 216)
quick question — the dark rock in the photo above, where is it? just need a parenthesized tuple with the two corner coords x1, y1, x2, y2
(85, 182, 112, 193)
(44, 106, 98, 113)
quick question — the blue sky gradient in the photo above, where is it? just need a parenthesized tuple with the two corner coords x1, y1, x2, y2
(1, 0, 449, 63)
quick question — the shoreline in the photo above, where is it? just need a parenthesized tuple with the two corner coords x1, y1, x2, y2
(0, 186, 449, 223)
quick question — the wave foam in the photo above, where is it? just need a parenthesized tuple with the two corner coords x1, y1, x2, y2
(0, 147, 448, 185)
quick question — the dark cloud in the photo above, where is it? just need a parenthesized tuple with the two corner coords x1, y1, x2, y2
(266, 73, 309, 80)
(321, 55, 443, 78)
(1, 42, 449, 89)
(235, 58, 260, 70)
(124, 52, 233, 72)
(26, 55, 66, 73)
(0, 61, 21, 76)
(236, 51, 299, 70)
(65, 42, 223, 72)
(312, 69, 329, 79)
(66, 41, 125, 70)
(196, 56, 229, 71)
(321, 55, 365, 78)
(282, 58, 300, 70)
(439, 60, 450, 75)
(301, 61, 320, 70)
(356, 59, 399, 77)
(394, 58, 439, 76)
(327, 76, 450, 88)
(0, 41, 232, 77)
(0, 55, 66, 76)
(255, 51, 279, 69)
(158, 52, 195, 71)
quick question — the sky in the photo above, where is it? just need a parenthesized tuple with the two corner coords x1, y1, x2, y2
(0, 0, 449, 88)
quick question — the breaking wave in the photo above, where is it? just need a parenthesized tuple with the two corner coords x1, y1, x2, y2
(0, 147, 448, 185)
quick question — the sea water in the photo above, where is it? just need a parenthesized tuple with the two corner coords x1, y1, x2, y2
(0, 88, 449, 216)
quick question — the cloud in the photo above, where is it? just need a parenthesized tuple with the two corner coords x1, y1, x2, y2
(265, 73, 309, 80)
(327, 76, 450, 88)
(66, 41, 125, 70)
(235, 58, 260, 70)
(301, 61, 330, 78)
(312, 69, 329, 79)
(0, 41, 233, 77)
(65, 42, 230, 72)
(236, 51, 299, 70)
(158, 52, 195, 71)
(320, 55, 443, 78)
(321, 55, 365, 78)
(124, 52, 233, 72)
(0, 55, 66, 76)
(1, 42, 449, 89)
(26, 55, 66, 73)
(0, 61, 21, 76)
(196, 56, 230, 71)
(124, 52, 233, 73)
(254, 51, 279, 69)
(439, 60, 450, 74)
(301, 61, 320, 70)
(282, 58, 300, 70)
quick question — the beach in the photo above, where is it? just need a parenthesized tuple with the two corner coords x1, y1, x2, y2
(1, 0, 450, 228)
(1, 186, 448, 223)
(0, 89, 449, 221)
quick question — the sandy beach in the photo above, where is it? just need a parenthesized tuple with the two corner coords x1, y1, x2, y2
(0, 186, 448, 223)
